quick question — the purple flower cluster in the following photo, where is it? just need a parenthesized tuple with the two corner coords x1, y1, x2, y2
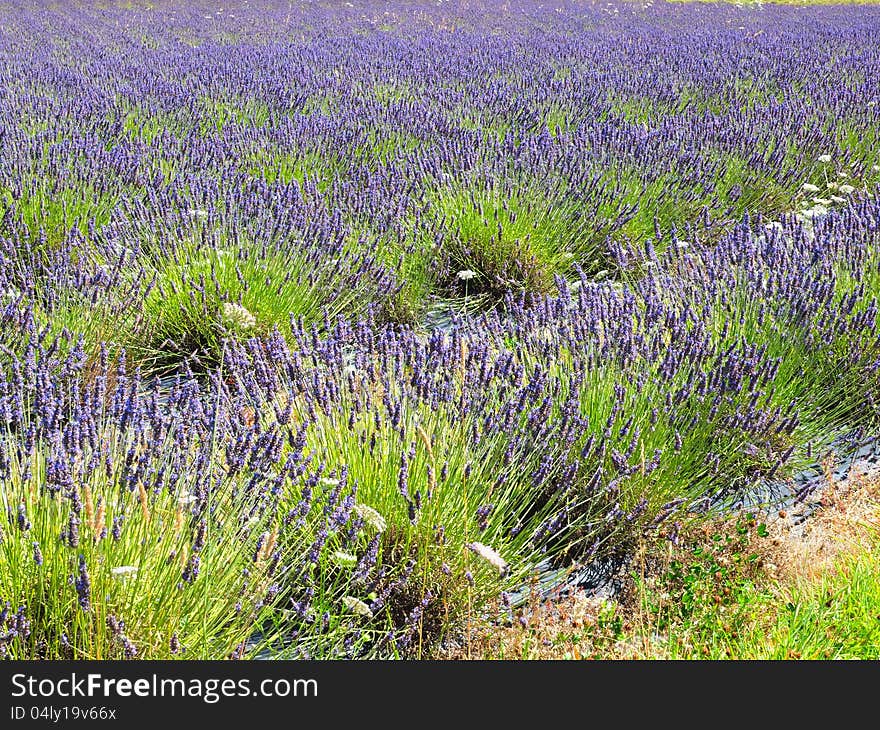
(0, 602, 31, 659)
(0, 1, 877, 342)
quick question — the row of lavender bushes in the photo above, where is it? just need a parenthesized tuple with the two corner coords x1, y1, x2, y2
(3, 197, 880, 658)
(1, 0, 879, 657)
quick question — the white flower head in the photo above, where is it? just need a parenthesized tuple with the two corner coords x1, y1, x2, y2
(188, 208, 209, 219)
(802, 183, 820, 193)
(817, 154, 832, 163)
(799, 204, 828, 220)
(319, 477, 341, 487)
(341, 596, 372, 618)
(838, 184, 856, 195)
(111, 566, 138, 577)
(178, 494, 198, 505)
(831, 195, 847, 204)
(332, 551, 358, 568)
(812, 197, 833, 206)
(353, 503, 387, 532)
(221, 302, 256, 330)
(873, 165, 880, 173)
(1, 286, 21, 304)
(456, 269, 477, 281)
(466, 541, 509, 577)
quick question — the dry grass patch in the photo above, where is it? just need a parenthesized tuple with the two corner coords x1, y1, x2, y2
(444, 460, 880, 660)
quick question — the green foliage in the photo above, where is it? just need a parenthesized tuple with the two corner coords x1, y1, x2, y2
(133, 239, 386, 370)
(426, 182, 610, 302)
(0, 427, 282, 660)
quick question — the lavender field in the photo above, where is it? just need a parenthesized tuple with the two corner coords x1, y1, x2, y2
(1, 0, 879, 659)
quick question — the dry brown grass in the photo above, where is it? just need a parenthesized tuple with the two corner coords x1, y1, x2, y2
(441, 458, 880, 660)
(757, 456, 880, 584)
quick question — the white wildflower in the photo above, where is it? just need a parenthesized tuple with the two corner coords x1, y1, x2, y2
(319, 477, 341, 487)
(827, 182, 839, 191)
(799, 218, 816, 242)
(797, 205, 828, 222)
(838, 184, 856, 195)
(177, 494, 198, 505)
(466, 541, 509, 577)
(111, 566, 138, 577)
(353, 503, 387, 532)
(341, 596, 372, 618)
(838, 171, 849, 179)
(831, 195, 848, 204)
(817, 154, 832, 163)
(342, 364, 363, 378)
(799, 204, 828, 220)
(456, 269, 477, 281)
(812, 197, 832, 206)
(221, 302, 256, 330)
(873, 165, 880, 173)
(802, 183, 820, 193)
(188, 208, 208, 219)
(332, 551, 358, 568)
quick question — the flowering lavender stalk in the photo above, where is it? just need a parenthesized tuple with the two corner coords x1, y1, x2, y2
(74, 556, 91, 613)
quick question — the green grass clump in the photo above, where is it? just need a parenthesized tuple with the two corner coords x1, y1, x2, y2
(2, 179, 118, 253)
(426, 181, 610, 305)
(244, 148, 339, 191)
(132, 238, 390, 371)
(0, 415, 280, 660)
(241, 351, 578, 655)
(370, 230, 436, 325)
(196, 96, 271, 135)
(737, 551, 880, 659)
